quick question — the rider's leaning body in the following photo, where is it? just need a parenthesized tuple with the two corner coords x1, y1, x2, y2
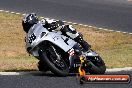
(22, 13, 91, 53)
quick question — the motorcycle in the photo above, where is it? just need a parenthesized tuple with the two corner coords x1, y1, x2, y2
(25, 22, 106, 76)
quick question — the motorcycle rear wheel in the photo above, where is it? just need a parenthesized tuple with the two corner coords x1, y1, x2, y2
(86, 56, 106, 74)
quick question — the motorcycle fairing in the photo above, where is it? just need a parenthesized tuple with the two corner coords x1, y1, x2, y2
(26, 23, 77, 56)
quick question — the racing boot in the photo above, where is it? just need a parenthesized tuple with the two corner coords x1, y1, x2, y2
(74, 34, 91, 51)
(61, 25, 91, 51)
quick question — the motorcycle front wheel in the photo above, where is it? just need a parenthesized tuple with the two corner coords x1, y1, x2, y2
(37, 60, 49, 72)
(39, 44, 69, 76)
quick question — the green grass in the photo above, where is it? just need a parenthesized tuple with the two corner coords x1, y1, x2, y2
(0, 56, 37, 72)
(0, 12, 132, 71)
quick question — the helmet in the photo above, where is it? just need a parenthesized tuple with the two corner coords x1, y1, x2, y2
(22, 13, 38, 33)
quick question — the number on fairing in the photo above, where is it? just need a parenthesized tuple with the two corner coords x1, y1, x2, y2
(61, 37, 69, 45)
(28, 33, 36, 44)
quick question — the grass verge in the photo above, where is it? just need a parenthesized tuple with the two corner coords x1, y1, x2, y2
(0, 12, 132, 71)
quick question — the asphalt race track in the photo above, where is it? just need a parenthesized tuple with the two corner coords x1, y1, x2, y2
(0, 71, 132, 88)
(0, 0, 132, 32)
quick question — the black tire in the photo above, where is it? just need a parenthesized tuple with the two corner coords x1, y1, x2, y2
(87, 56, 106, 74)
(39, 45, 69, 76)
(37, 60, 49, 72)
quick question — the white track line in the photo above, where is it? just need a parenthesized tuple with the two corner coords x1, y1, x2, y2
(0, 67, 132, 75)
(128, 0, 132, 2)
(0, 71, 43, 75)
(0, 9, 132, 35)
(106, 67, 132, 72)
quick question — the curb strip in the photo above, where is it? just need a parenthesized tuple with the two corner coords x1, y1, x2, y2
(0, 67, 132, 75)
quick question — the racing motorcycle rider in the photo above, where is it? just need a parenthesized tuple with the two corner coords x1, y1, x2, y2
(22, 13, 91, 52)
